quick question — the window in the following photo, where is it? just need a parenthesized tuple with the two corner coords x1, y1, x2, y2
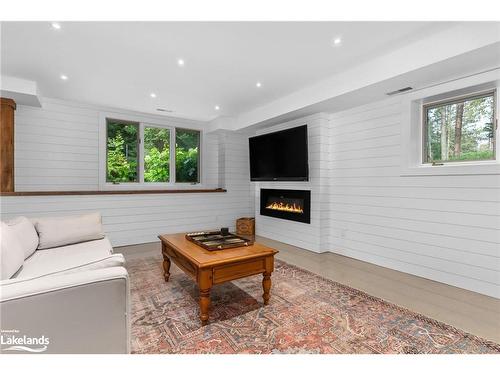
(144, 126, 171, 183)
(105, 119, 201, 186)
(106, 120, 139, 183)
(175, 128, 200, 183)
(423, 91, 496, 164)
(401, 71, 499, 176)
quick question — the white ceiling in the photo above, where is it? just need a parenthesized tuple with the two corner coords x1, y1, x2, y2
(248, 43, 500, 130)
(1, 21, 459, 121)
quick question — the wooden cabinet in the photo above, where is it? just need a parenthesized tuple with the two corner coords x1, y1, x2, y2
(0, 98, 16, 192)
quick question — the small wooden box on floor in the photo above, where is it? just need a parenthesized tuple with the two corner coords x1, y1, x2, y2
(236, 217, 255, 235)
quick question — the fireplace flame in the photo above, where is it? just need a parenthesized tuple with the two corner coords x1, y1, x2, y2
(266, 201, 304, 214)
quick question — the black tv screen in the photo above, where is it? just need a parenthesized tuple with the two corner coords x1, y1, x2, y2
(249, 125, 308, 181)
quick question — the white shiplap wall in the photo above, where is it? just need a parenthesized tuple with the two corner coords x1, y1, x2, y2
(14, 101, 100, 190)
(253, 113, 331, 253)
(0, 99, 253, 246)
(3, 95, 499, 297)
(328, 97, 500, 298)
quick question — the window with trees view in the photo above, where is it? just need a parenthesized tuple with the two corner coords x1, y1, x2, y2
(423, 91, 496, 164)
(106, 119, 200, 185)
(106, 120, 139, 182)
(175, 128, 200, 183)
(144, 126, 170, 182)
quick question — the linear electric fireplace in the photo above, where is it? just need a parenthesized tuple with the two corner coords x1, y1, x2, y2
(260, 188, 311, 224)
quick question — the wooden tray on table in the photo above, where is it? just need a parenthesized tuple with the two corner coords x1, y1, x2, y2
(185, 230, 254, 251)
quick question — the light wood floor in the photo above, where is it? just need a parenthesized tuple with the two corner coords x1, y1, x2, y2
(117, 235, 500, 344)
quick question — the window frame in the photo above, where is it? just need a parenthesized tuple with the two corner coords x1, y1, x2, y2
(105, 118, 141, 184)
(99, 114, 203, 190)
(421, 89, 497, 165)
(174, 127, 202, 184)
(142, 123, 174, 185)
(400, 69, 500, 177)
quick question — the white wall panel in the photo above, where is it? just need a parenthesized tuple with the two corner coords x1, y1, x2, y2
(3, 92, 499, 298)
(328, 97, 500, 298)
(1, 99, 253, 247)
(252, 113, 331, 253)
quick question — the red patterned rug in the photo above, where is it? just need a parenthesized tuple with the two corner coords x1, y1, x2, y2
(128, 255, 500, 354)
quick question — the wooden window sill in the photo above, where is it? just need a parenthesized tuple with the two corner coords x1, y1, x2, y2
(0, 188, 227, 196)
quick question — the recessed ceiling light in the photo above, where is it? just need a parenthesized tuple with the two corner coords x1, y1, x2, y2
(60, 74, 68, 80)
(51, 22, 61, 30)
(256, 82, 262, 88)
(150, 93, 157, 98)
(177, 58, 185, 67)
(332, 37, 342, 46)
(214, 105, 220, 111)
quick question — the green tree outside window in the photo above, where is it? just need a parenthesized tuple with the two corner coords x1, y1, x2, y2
(106, 120, 200, 184)
(106, 121, 138, 182)
(425, 93, 495, 163)
(175, 128, 200, 183)
(144, 127, 170, 182)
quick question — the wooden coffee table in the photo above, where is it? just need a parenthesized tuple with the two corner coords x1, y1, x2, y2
(159, 233, 278, 325)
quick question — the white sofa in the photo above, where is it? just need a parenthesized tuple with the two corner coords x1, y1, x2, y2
(0, 213, 130, 354)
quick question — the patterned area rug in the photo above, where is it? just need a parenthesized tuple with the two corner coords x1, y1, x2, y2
(129, 255, 500, 354)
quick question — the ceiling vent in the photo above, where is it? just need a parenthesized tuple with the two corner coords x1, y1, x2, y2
(386, 86, 413, 96)
(156, 108, 173, 113)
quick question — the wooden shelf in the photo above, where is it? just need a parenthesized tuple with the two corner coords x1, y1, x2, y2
(0, 188, 227, 196)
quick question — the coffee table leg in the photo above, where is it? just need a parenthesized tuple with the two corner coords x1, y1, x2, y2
(199, 288, 211, 325)
(161, 243, 171, 282)
(162, 257, 171, 282)
(262, 272, 272, 305)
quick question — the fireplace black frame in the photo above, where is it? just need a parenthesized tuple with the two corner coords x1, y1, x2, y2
(260, 188, 311, 224)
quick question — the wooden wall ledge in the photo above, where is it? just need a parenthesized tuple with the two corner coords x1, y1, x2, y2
(0, 188, 227, 196)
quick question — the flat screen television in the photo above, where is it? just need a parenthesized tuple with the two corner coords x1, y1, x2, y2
(249, 125, 308, 181)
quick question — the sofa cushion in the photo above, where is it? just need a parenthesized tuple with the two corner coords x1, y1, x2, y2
(5, 216, 39, 259)
(33, 212, 105, 250)
(16, 237, 119, 279)
(0, 222, 25, 280)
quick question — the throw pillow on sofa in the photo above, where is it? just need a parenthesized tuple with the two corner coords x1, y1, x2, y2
(0, 222, 25, 280)
(5, 216, 39, 259)
(33, 212, 105, 250)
